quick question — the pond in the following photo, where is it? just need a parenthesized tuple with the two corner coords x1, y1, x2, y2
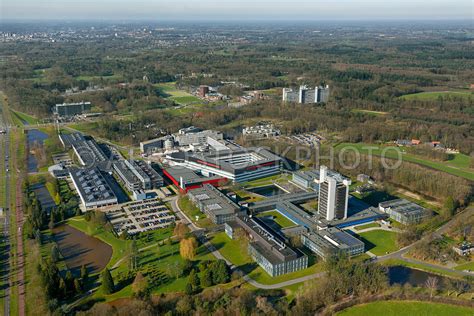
(27, 129, 49, 172)
(248, 185, 286, 197)
(52, 224, 112, 276)
(388, 266, 449, 289)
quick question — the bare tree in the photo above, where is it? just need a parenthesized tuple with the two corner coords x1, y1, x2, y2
(425, 276, 438, 298)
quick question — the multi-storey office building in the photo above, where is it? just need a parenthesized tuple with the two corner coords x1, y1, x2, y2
(225, 215, 308, 277)
(187, 184, 243, 224)
(54, 101, 91, 117)
(282, 85, 330, 104)
(378, 199, 431, 225)
(166, 147, 282, 183)
(173, 126, 223, 146)
(318, 166, 351, 221)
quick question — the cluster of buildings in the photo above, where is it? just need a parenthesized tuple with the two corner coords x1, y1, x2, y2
(282, 85, 330, 104)
(57, 132, 166, 210)
(242, 124, 280, 138)
(140, 126, 223, 154)
(378, 199, 431, 225)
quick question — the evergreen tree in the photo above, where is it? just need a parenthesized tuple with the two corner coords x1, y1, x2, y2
(201, 268, 213, 287)
(50, 244, 60, 263)
(80, 265, 89, 283)
(189, 269, 200, 293)
(212, 260, 230, 284)
(101, 268, 115, 294)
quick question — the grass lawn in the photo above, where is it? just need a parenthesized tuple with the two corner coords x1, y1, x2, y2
(335, 143, 474, 181)
(170, 95, 202, 105)
(454, 261, 474, 271)
(210, 232, 252, 267)
(210, 232, 323, 285)
(352, 109, 388, 116)
(177, 196, 214, 228)
(358, 230, 399, 256)
(400, 90, 473, 101)
(10, 110, 39, 125)
(353, 222, 380, 231)
(336, 300, 474, 316)
(257, 210, 297, 228)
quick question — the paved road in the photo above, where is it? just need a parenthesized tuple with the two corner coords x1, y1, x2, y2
(171, 195, 474, 289)
(170, 197, 326, 289)
(377, 205, 474, 278)
(1, 101, 11, 316)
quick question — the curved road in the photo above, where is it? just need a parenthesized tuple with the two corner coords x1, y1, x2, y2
(170, 196, 473, 289)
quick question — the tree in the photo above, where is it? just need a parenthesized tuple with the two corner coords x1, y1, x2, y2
(201, 268, 213, 287)
(74, 278, 83, 294)
(174, 222, 190, 241)
(443, 196, 457, 219)
(80, 265, 89, 283)
(131, 272, 149, 298)
(129, 239, 139, 271)
(188, 269, 200, 293)
(101, 268, 115, 294)
(425, 276, 438, 298)
(179, 237, 198, 260)
(50, 244, 60, 263)
(211, 260, 230, 284)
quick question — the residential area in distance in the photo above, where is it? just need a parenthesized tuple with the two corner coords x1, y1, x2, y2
(0, 5, 473, 316)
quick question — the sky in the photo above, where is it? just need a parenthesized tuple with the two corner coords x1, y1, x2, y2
(2, 0, 473, 21)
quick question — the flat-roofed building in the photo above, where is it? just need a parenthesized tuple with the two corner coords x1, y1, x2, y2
(379, 199, 431, 225)
(69, 167, 118, 210)
(302, 227, 364, 259)
(188, 184, 242, 224)
(55, 101, 91, 117)
(225, 215, 308, 277)
(166, 147, 282, 183)
(173, 126, 223, 146)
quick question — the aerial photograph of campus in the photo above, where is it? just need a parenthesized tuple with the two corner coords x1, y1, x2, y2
(0, 0, 473, 315)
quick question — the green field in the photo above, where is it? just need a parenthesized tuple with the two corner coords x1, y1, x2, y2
(75, 74, 123, 81)
(337, 300, 474, 316)
(353, 222, 380, 231)
(210, 232, 323, 285)
(352, 109, 388, 116)
(454, 261, 474, 271)
(335, 143, 474, 181)
(170, 95, 202, 105)
(400, 90, 473, 101)
(10, 110, 39, 125)
(257, 210, 297, 228)
(358, 230, 399, 256)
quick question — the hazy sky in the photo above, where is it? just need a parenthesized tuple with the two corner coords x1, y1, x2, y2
(2, 0, 473, 21)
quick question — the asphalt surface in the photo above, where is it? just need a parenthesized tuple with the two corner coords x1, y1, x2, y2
(1, 104, 11, 316)
(170, 195, 474, 289)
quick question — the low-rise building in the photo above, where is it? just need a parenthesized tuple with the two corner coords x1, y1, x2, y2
(452, 242, 474, 256)
(187, 184, 242, 224)
(302, 227, 364, 259)
(379, 199, 431, 225)
(242, 124, 280, 138)
(225, 215, 308, 277)
(69, 167, 118, 210)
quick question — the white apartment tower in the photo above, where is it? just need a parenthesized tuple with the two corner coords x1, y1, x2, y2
(317, 166, 351, 221)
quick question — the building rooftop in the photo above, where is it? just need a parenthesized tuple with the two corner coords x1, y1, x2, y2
(379, 198, 431, 218)
(188, 184, 241, 217)
(69, 167, 117, 204)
